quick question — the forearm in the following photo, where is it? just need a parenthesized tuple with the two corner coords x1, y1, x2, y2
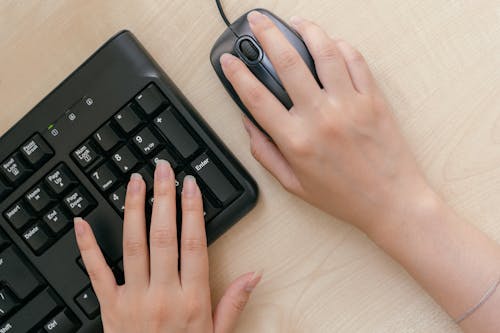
(370, 190, 500, 332)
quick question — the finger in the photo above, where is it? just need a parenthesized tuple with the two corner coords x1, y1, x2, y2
(213, 271, 262, 333)
(243, 116, 303, 195)
(335, 39, 377, 94)
(289, 16, 354, 96)
(122, 173, 149, 287)
(220, 53, 290, 142)
(180, 176, 209, 291)
(150, 160, 179, 287)
(74, 217, 117, 307)
(247, 11, 323, 108)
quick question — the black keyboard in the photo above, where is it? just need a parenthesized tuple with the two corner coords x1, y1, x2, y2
(0, 31, 258, 332)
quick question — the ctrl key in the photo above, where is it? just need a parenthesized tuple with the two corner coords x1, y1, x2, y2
(75, 286, 99, 318)
(0, 289, 58, 333)
(43, 309, 80, 333)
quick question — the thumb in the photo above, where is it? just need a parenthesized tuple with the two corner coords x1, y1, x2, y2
(213, 271, 262, 333)
(242, 116, 303, 195)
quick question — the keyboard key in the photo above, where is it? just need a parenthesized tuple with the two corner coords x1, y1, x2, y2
(72, 140, 99, 168)
(43, 205, 71, 235)
(75, 286, 99, 318)
(135, 84, 169, 115)
(154, 108, 199, 159)
(112, 145, 139, 173)
(0, 289, 58, 333)
(90, 163, 118, 192)
(1, 152, 30, 184)
(22, 224, 51, 254)
(63, 187, 95, 216)
(0, 288, 17, 318)
(114, 104, 141, 134)
(45, 164, 77, 195)
(191, 154, 238, 205)
(20, 134, 53, 166)
(150, 149, 179, 170)
(133, 127, 161, 155)
(137, 165, 154, 192)
(43, 309, 79, 333)
(93, 122, 121, 152)
(109, 186, 126, 213)
(175, 171, 186, 196)
(0, 246, 42, 299)
(4, 201, 34, 231)
(203, 196, 220, 222)
(0, 178, 9, 200)
(25, 184, 53, 213)
(77, 257, 86, 274)
(0, 231, 9, 249)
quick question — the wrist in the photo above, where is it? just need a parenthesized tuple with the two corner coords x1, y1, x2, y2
(365, 184, 446, 249)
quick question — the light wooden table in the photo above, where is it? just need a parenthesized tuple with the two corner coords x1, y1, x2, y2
(1, 0, 499, 332)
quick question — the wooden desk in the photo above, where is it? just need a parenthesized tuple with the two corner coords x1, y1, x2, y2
(1, 0, 499, 331)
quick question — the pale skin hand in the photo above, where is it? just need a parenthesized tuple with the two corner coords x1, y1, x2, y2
(74, 161, 261, 333)
(220, 11, 500, 332)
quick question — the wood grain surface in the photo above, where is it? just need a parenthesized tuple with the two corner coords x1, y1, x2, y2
(1, 0, 499, 332)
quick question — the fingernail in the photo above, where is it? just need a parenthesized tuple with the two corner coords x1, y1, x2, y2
(245, 270, 263, 292)
(74, 217, 85, 237)
(289, 16, 303, 27)
(183, 175, 197, 197)
(155, 159, 171, 180)
(247, 11, 265, 26)
(129, 173, 143, 192)
(220, 53, 235, 67)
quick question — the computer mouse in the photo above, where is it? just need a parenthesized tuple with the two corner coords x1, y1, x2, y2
(210, 8, 320, 132)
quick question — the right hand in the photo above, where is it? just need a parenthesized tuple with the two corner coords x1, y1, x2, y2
(220, 11, 437, 235)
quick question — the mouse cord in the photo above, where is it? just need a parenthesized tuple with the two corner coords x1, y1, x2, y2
(215, 0, 231, 26)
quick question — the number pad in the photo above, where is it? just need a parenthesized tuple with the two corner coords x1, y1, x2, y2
(71, 83, 229, 223)
(109, 186, 126, 213)
(93, 122, 121, 152)
(133, 127, 160, 156)
(72, 140, 99, 169)
(90, 163, 118, 192)
(112, 146, 139, 174)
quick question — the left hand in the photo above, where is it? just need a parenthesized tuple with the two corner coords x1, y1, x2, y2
(74, 160, 261, 333)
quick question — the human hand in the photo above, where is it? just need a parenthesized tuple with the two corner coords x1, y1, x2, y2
(220, 12, 436, 235)
(74, 160, 261, 333)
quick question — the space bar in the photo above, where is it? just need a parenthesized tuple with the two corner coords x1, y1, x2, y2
(0, 289, 59, 332)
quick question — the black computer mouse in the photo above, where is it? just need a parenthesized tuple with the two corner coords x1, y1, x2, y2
(210, 8, 320, 132)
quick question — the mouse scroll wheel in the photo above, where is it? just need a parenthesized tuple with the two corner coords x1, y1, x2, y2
(239, 40, 260, 62)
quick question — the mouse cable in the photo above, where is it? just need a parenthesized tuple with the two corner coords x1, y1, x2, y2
(215, 0, 231, 27)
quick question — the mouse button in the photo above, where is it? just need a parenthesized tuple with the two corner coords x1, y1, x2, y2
(259, 54, 283, 86)
(230, 12, 254, 37)
(210, 29, 239, 68)
(247, 63, 293, 109)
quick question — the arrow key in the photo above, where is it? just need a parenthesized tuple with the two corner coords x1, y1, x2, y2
(0, 288, 17, 319)
(75, 286, 99, 318)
